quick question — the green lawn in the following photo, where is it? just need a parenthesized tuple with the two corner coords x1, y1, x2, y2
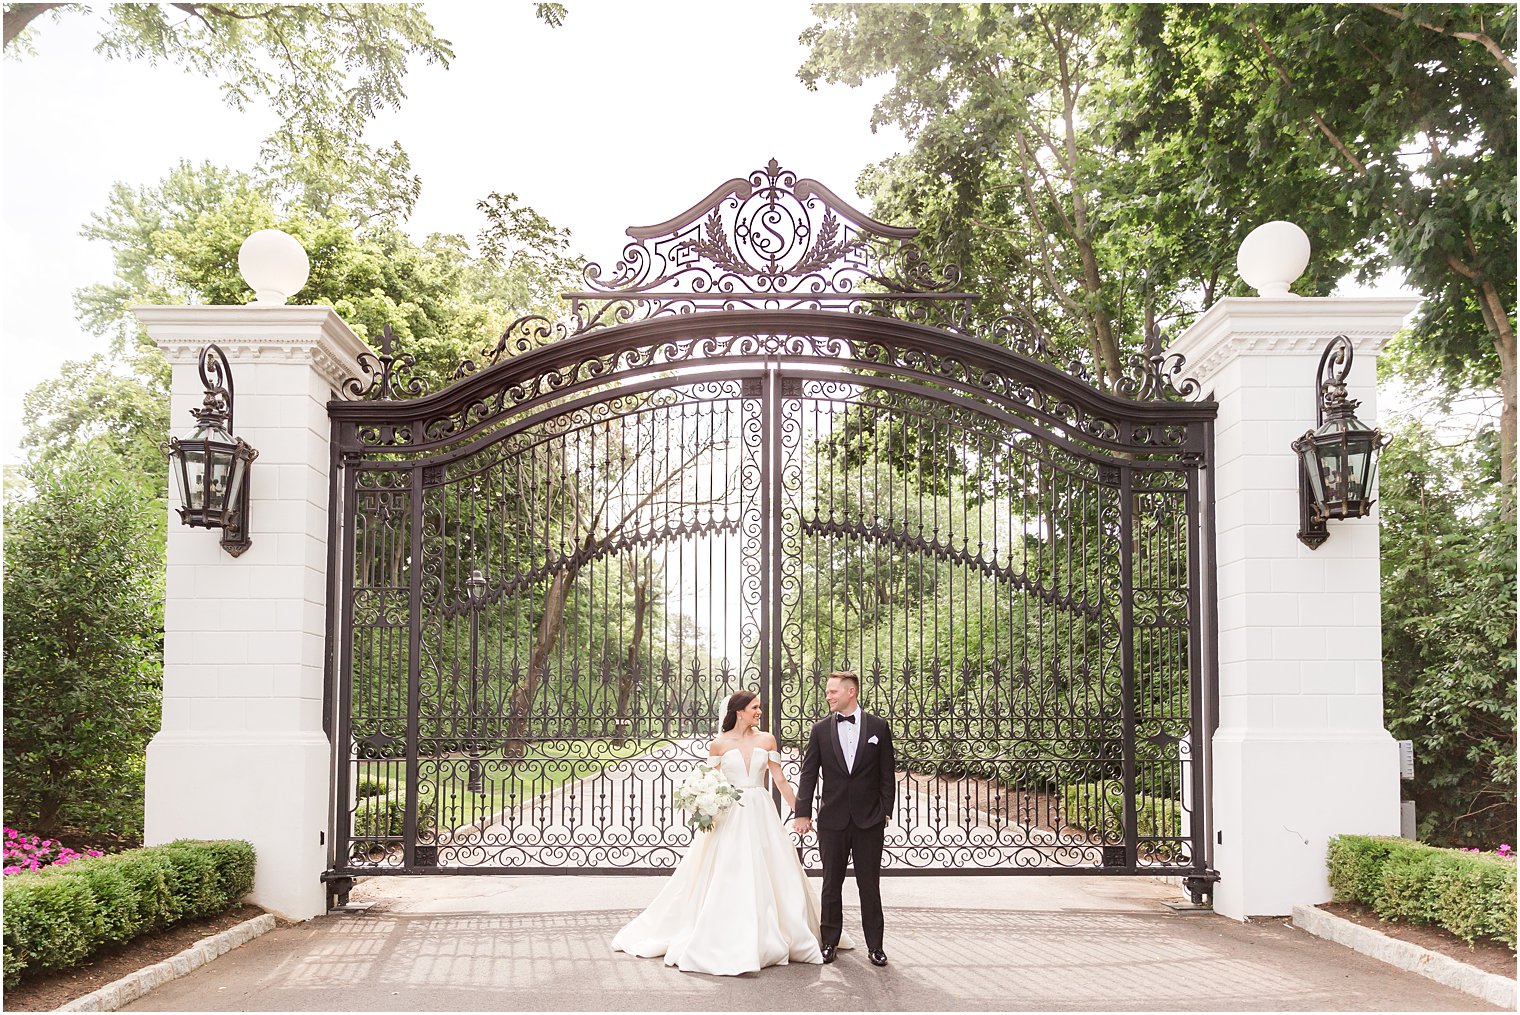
(353, 738, 666, 833)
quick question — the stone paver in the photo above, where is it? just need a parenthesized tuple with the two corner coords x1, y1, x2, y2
(122, 876, 1502, 1011)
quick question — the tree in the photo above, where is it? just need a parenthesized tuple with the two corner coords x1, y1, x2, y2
(3, 445, 164, 844)
(1121, 3, 1516, 492)
(799, 4, 1376, 388)
(500, 404, 736, 756)
(74, 160, 578, 390)
(801, 4, 1126, 383)
(20, 354, 170, 504)
(1377, 417, 1516, 847)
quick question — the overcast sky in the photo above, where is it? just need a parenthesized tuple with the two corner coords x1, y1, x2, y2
(1, 0, 908, 463)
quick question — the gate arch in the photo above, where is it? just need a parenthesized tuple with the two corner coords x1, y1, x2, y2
(325, 162, 1219, 901)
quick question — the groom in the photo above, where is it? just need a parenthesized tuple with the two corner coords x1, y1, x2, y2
(792, 671, 896, 967)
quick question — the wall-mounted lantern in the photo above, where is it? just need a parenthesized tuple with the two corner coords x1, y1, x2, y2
(1291, 335, 1388, 549)
(164, 344, 259, 556)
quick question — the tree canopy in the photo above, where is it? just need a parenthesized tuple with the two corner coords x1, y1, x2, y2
(800, 3, 1514, 435)
(1118, 2, 1516, 489)
(74, 159, 577, 386)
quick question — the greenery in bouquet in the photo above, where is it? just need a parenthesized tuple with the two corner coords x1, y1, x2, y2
(672, 765, 744, 833)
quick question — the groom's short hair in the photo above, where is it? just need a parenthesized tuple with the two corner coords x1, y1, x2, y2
(828, 670, 859, 690)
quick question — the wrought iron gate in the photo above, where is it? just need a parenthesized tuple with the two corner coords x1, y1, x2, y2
(324, 161, 1218, 901)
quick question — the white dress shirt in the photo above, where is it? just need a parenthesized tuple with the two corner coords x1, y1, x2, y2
(837, 705, 863, 772)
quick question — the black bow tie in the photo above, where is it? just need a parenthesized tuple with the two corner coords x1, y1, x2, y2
(836, 713, 856, 724)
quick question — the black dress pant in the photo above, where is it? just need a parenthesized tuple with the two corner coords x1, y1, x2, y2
(818, 821, 885, 951)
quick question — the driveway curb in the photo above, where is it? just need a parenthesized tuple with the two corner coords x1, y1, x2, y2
(1291, 904, 1515, 1009)
(55, 914, 276, 1012)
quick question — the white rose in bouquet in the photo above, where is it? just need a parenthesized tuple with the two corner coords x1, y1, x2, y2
(673, 763, 744, 832)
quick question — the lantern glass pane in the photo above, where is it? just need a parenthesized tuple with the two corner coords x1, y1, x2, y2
(183, 443, 209, 512)
(206, 448, 235, 513)
(1317, 438, 1348, 506)
(170, 442, 193, 513)
(226, 451, 249, 506)
(179, 421, 237, 523)
(1345, 443, 1371, 501)
(1300, 446, 1326, 503)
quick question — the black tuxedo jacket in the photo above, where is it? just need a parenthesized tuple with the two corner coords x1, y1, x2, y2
(794, 710, 896, 831)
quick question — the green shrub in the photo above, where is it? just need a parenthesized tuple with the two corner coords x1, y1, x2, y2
(1327, 834, 1516, 949)
(104, 850, 178, 930)
(353, 792, 435, 838)
(1376, 849, 1445, 924)
(195, 839, 257, 906)
(355, 776, 390, 798)
(1327, 834, 1398, 903)
(1060, 781, 1182, 841)
(52, 859, 143, 946)
(2, 839, 254, 987)
(2, 875, 99, 978)
(3, 446, 164, 846)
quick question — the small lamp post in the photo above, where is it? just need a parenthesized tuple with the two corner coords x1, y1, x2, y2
(1291, 335, 1389, 548)
(164, 344, 259, 556)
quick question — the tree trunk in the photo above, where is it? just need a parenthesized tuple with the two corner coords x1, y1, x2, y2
(4, 4, 66, 48)
(34, 795, 63, 837)
(1052, 25, 1121, 390)
(1475, 275, 1517, 505)
(504, 563, 575, 759)
(613, 564, 651, 748)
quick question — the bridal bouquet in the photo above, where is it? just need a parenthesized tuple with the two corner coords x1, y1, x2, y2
(673, 764, 744, 832)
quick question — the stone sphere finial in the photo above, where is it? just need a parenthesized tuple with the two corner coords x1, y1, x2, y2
(1236, 221, 1311, 298)
(238, 229, 310, 306)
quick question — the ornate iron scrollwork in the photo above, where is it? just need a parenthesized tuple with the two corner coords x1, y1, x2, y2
(463, 158, 977, 370)
(577, 158, 969, 305)
(340, 162, 1203, 405)
(1116, 351, 1203, 402)
(344, 324, 427, 401)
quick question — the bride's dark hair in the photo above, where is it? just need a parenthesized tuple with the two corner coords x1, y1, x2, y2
(720, 690, 759, 733)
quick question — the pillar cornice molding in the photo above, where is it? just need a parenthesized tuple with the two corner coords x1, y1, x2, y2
(1169, 296, 1422, 387)
(131, 304, 373, 394)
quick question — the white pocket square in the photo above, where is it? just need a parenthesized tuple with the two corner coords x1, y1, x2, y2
(868, 735, 880, 745)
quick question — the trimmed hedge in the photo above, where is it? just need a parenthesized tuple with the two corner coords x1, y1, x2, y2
(1061, 781, 1182, 840)
(1328, 834, 1517, 949)
(2, 839, 255, 986)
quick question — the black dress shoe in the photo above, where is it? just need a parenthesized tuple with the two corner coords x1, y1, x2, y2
(820, 945, 837, 964)
(868, 949, 888, 967)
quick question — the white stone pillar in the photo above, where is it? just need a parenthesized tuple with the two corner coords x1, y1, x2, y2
(133, 304, 369, 921)
(1169, 294, 1419, 920)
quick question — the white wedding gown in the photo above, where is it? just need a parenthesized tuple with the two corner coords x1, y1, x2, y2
(611, 747, 845, 975)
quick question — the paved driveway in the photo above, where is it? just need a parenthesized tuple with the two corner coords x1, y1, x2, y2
(124, 876, 1499, 1011)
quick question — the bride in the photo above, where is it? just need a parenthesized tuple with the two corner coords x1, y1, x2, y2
(611, 690, 843, 975)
